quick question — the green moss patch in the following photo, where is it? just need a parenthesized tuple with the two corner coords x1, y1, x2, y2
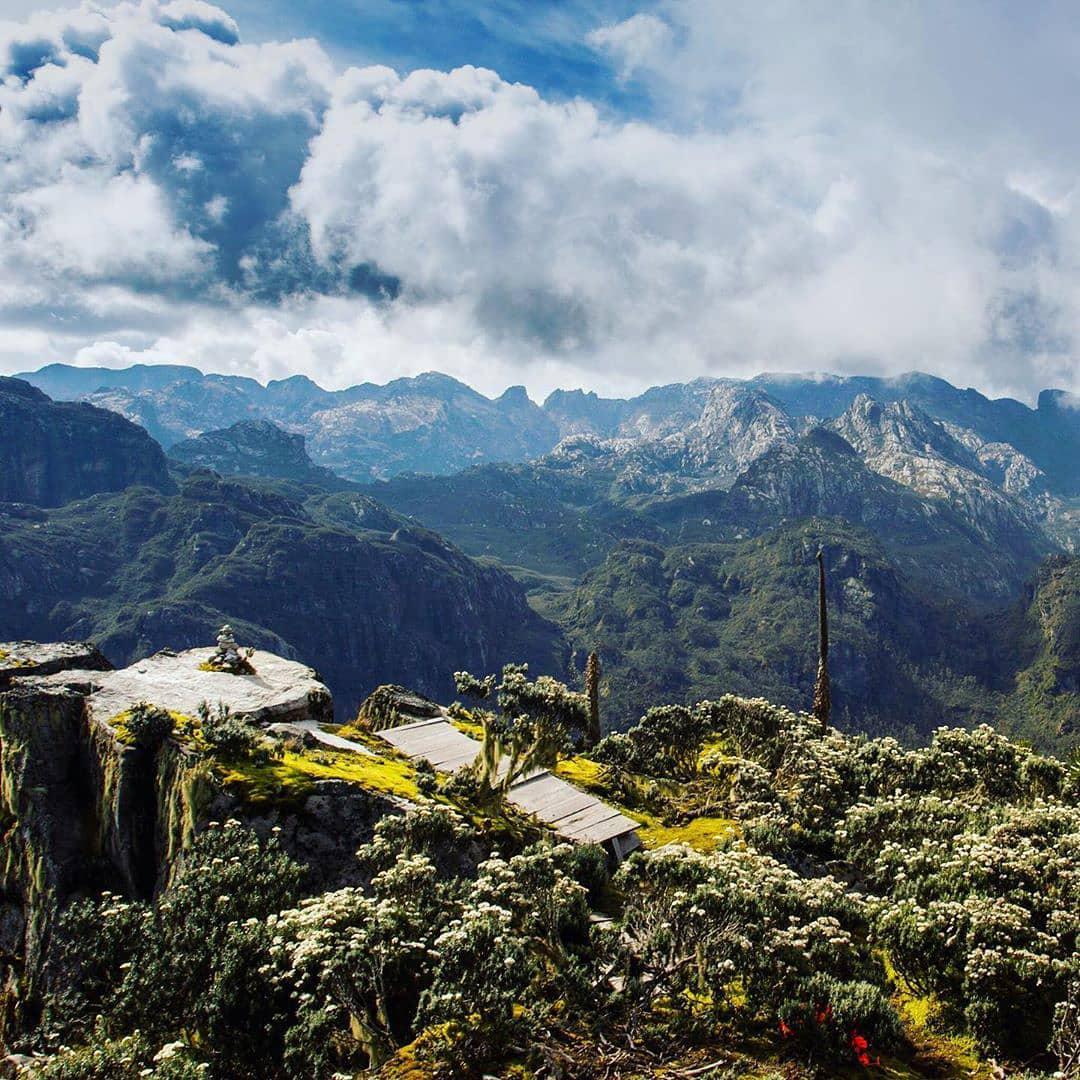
(217, 745, 421, 808)
(108, 708, 197, 747)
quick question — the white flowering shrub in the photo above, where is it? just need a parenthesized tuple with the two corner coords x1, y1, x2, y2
(596, 695, 1079, 1066)
(28, 1031, 210, 1078)
(266, 810, 594, 1073)
(614, 845, 902, 1066)
(27, 691, 1080, 1077)
(45, 821, 305, 1077)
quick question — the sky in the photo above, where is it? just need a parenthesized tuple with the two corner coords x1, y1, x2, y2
(0, 1, 1078, 403)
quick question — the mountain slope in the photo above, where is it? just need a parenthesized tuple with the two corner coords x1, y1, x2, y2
(1000, 554, 1080, 751)
(0, 377, 173, 506)
(169, 419, 350, 488)
(0, 474, 566, 715)
(544, 521, 997, 740)
(642, 427, 1053, 604)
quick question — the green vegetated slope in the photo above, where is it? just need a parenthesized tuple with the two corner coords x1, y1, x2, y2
(360, 459, 660, 580)
(544, 522, 1003, 744)
(1000, 554, 1080, 749)
(0, 474, 565, 715)
(19, 688, 1079, 1079)
(369, 428, 1075, 748)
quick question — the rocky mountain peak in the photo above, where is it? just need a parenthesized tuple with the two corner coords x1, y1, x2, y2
(168, 419, 346, 486)
(682, 384, 796, 476)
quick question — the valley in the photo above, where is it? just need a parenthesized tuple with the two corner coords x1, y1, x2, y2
(7, 364, 1078, 752)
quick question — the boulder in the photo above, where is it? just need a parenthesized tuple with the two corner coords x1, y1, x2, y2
(0, 641, 111, 689)
(32, 646, 332, 728)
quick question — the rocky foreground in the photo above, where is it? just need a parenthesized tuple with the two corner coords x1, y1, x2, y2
(0, 641, 410, 1023)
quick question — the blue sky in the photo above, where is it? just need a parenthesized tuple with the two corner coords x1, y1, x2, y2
(222, 0, 650, 111)
(0, 1, 1078, 402)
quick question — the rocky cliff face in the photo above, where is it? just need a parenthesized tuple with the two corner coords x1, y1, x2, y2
(0, 644, 406, 1025)
(827, 395, 1050, 551)
(0, 378, 173, 507)
(1000, 555, 1080, 750)
(0, 677, 209, 1018)
(169, 419, 348, 487)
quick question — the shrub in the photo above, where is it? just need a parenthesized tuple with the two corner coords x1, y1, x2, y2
(120, 702, 174, 748)
(197, 700, 266, 761)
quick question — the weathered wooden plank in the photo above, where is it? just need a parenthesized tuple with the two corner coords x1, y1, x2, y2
(551, 803, 628, 836)
(374, 718, 640, 849)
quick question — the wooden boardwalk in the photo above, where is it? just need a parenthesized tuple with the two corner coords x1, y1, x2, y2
(375, 717, 641, 859)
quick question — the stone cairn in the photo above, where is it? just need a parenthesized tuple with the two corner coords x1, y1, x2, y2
(208, 624, 256, 675)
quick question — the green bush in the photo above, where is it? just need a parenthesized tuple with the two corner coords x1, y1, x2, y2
(122, 702, 175, 748)
(197, 700, 266, 761)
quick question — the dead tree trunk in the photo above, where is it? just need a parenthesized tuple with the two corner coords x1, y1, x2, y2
(585, 651, 602, 748)
(812, 550, 831, 728)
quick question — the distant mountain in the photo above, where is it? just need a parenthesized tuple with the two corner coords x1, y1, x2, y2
(0, 377, 172, 507)
(362, 406, 1071, 740)
(17, 365, 560, 481)
(539, 385, 797, 498)
(9, 361, 1078, 744)
(0, 473, 566, 716)
(169, 420, 351, 488)
(20, 363, 1078, 497)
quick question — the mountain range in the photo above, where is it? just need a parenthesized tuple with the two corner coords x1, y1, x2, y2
(20, 363, 1080, 493)
(6, 362, 1080, 748)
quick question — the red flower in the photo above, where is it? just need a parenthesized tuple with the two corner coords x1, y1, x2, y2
(779, 1019, 795, 1038)
(850, 1031, 876, 1068)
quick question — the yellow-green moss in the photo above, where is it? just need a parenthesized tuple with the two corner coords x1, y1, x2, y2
(197, 658, 255, 675)
(216, 746, 421, 808)
(553, 754, 606, 789)
(108, 709, 195, 747)
(448, 716, 484, 739)
(882, 956, 991, 1078)
(632, 815, 738, 852)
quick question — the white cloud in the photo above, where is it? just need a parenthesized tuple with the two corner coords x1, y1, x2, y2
(0, 0, 1077, 403)
(587, 13, 673, 82)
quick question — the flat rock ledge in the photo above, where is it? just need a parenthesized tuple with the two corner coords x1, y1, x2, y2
(28, 646, 332, 728)
(0, 641, 111, 688)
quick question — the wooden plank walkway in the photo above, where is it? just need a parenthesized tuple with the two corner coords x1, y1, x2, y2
(374, 717, 641, 855)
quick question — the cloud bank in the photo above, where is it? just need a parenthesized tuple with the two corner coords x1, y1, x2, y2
(0, 0, 1077, 401)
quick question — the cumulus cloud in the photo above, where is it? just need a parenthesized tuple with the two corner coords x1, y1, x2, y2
(587, 13, 673, 82)
(0, 0, 1077, 402)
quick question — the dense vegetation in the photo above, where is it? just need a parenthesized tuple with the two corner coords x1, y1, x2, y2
(19, 690, 1079, 1079)
(0, 474, 563, 716)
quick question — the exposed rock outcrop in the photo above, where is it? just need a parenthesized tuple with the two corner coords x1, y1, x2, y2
(356, 684, 444, 731)
(34, 647, 333, 729)
(0, 642, 110, 689)
(0, 377, 173, 507)
(0, 641, 413, 1033)
(169, 419, 349, 487)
